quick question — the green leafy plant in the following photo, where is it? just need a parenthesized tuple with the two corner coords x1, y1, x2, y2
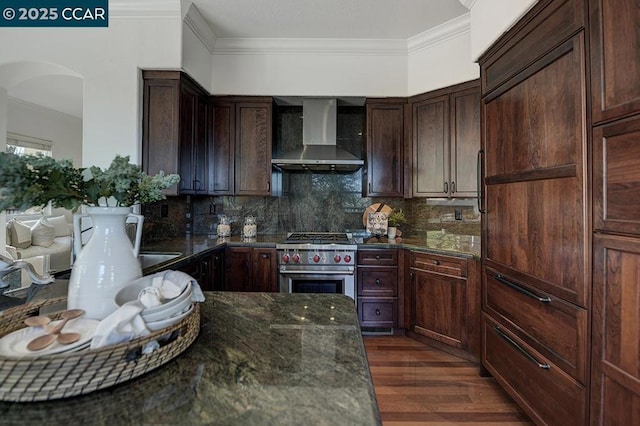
(0, 153, 180, 212)
(387, 209, 407, 227)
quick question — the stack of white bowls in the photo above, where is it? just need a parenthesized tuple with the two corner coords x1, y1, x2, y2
(115, 281, 193, 331)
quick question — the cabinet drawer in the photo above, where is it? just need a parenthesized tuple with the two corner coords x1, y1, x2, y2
(483, 315, 586, 426)
(358, 298, 397, 327)
(358, 267, 397, 296)
(357, 249, 398, 266)
(411, 252, 467, 278)
(484, 268, 587, 383)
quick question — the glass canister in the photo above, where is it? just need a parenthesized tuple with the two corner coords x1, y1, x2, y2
(217, 215, 231, 238)
(243, 216, 257, 238)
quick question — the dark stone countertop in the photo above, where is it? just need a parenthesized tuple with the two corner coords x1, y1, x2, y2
(0, 291, 381, 425)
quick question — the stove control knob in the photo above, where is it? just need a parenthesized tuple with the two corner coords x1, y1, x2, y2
(281, 253, 290, 263)
(313, 254, 321, 263)
(334, 254, 341, 263)
(292, 254, 300, 263)
(344, 254, 352, 263)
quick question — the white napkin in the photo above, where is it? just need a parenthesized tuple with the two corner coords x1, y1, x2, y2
(90, 302, 152, 350)
(134, 270, 206, 305)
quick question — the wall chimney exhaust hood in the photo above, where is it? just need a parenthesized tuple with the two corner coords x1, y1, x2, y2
(271, 98, 364, 172)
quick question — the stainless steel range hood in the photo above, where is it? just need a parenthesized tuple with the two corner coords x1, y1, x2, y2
(272, 98, 364, 172)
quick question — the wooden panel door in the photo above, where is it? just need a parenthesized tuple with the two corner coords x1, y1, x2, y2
(450, 86, 480, 197)
(590, 0, 640, 124)
(235, 101, 272, 196)
(412, 94, 449, 197)
(593, 115, 640, 235)
(365, 100, 405, 196)
(212, 101, 235, 194)
(591, 234, 640, 425)
(252, 248, 277, 292)
(178, 88, 197, 193)
(225, 247, 253, 292)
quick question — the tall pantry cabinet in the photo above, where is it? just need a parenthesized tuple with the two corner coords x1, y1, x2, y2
(589, 0, 640, 424)
(479, 0, 590, 424)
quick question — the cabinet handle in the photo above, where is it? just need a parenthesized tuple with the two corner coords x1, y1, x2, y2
(477, 150, 486, 213)
(444, 181, 449, 193)
(375, 278, 381, 286)
(432, 260, 440, 265)
(494, 274, 551, 303)
(262, 253, 269, 259)
(375, 309, 381, 316)
(193, 179, 201, 191)
(267, 181, 270, 192)
(493, 325, 550, 370)
(451, 181, 455, 194)
(375, 255, 380, 260)
(368, 182, 372, 194)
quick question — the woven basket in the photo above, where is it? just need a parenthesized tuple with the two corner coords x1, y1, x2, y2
(0, 296, 200, 402)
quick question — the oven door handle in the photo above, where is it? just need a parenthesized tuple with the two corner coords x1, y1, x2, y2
(278, 269, 354, 275)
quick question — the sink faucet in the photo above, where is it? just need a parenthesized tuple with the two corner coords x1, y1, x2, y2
(0, 253, 55, 289)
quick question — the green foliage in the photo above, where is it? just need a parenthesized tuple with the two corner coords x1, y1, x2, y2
(0, 153, 180, 212)
(387, 209, 407, 227)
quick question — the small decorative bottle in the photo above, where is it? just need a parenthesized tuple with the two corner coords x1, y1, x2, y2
(217, 215, 231, 238)
(243, 216, 257, 238)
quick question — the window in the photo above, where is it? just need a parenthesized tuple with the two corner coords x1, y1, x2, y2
(6, 132, 52, 157)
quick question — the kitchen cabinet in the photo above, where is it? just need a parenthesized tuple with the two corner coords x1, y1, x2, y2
(479, 0, 589, 424)
(225, 247, 277, 292)
(357, 249, 400, 328)
(212, 97, 273, 196)
(410, 80, 480, 198)
(364, 99, 407, 197)
(408, 252, 479, 357)
(589, 0, 640, 125)
(142, 70, 212, 196)
(175, 248, 224, 292)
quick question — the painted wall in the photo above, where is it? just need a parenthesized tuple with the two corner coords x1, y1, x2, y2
(470, 0, 537, 60)
(7, 99, 82, 166)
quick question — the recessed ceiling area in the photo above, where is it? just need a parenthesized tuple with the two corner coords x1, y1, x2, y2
(192, 0, 469, 39)
(9, 75, 83, 118)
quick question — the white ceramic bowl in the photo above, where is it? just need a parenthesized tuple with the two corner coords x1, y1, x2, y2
(146, 303, 194, 331)
(115, 279, 193, 322)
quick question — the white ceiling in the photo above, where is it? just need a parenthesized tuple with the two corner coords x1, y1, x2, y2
(8, 0, 470, 119)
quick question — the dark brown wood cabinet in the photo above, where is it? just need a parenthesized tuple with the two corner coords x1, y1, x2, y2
(589, 0, 640, 124)
(225, 246, 277, 292)
(175, 249, 224, 292)
(212, 97, 273, 196)
(479, 1, 589, 424)
(410, 80, 480, 198)
(357, 249, 399, 328)
(364, 99, 407, 197)
(408, 252, 476, 353)
(142, 70, 212, 196)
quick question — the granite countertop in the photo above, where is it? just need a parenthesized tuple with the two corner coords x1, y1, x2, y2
(0, 291, 381, 425)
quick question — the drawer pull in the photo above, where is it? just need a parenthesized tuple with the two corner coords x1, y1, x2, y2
(375, 309, 381, 316)
(432, 260, 440, 265)
(494, 274, 551, 303)
(493, 325, 550, 370)
(375, 255, 380, 260)
(375, 278, 381, 286)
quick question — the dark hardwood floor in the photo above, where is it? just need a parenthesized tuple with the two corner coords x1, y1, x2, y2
(364, 336, 533, 425)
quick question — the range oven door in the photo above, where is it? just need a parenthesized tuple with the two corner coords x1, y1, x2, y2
(279, 270, 356, 302)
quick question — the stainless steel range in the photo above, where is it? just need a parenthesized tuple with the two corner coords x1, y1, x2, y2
(277, 232, 357, 302)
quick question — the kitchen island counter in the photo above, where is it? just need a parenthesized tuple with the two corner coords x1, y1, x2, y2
(0, 291, 380, 425)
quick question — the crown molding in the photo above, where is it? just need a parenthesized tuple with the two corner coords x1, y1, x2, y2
(458, 0, 479, 9)
(183, 4, 216, 54)
(212, 38, 407, 56)
(109, 0, 181, 19)
(408, 13, 470, 55)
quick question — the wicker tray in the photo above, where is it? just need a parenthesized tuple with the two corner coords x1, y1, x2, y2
(0, 296, 200, 402)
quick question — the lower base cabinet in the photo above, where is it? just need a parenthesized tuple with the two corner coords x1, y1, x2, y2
(225, 246, 277, 292)
(357, 249, 399, 328)
(176, 248, 224, 292)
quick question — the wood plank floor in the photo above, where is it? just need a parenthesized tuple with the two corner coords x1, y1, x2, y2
(364, 336, 533, 425)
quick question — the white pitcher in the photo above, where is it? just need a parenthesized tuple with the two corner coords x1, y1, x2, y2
(67, 206, 144, 320)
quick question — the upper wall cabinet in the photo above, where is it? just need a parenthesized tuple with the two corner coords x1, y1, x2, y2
(212, 97, 273, 196)
(590, 0, 640, 124)
(410, 80, 480, 198)
(364, 99, 407, 197)
(142, 71, 212, 196)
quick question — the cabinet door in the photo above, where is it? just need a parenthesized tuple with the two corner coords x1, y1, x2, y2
(142, 76, 180, 196)
(590, 0, 640, 124)
(591, 234, 640, 425)
(211, 248, 225, 291)
(365, 101, 405, 196)
(235, 102, 272, 195)
(192, 96, 212, 195)
(412, 95, 449, 197)
(252, 248, 278, 292)
(593, 115, 640, 235)
(178, 88, 197, 194)
(225, 247, 253, 292)
(411, 268, 467, 349)
(211, 101, 235, 194)
(450, 86, 480, 197)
